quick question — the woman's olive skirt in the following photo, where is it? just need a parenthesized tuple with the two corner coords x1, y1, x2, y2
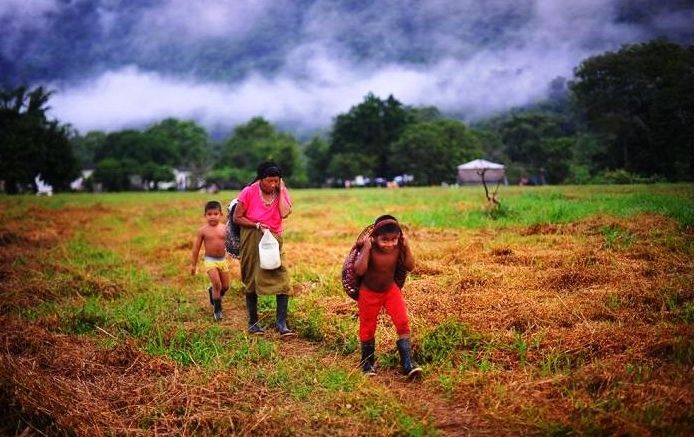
(239, 227, 290, 295)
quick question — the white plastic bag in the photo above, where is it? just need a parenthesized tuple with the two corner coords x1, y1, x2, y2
(259, 228, 281, 270)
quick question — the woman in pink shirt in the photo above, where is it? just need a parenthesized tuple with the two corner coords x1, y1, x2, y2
(234, 161, 294, 336)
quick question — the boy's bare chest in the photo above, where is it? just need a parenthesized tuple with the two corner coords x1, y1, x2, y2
(203, 225, 225, 240)
(370, 249, 399, 270)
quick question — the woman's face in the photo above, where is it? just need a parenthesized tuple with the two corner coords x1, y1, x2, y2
(260, 176, 280, 193)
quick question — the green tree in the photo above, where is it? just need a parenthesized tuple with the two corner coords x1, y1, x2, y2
(570, 39, 693, 180)
(96, 130, 170, 164)
(92, 129, 175, 190)
(540, 137, 575, 184)
(406, 105, 443, 123)
(70, 130, 106, 168)
(144, 118, 209, 182)
(93, 158, 126, 191)
(389, 120, 483, 185)
(0, 85, 80, 193)
(327, 153, 377, 182)
(219, 117, 305, 186)
(473, 130, 508, 166)
(566, 133, 606, 183)
(141, 162, 175, 187)
(496, 112, 575, 183)
(330, 93, 412, 178)
(304, 136, 331, 186)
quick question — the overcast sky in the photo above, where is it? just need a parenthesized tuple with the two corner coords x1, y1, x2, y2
(1, 0, 693, 136)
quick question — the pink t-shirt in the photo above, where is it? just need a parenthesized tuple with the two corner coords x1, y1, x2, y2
(237, 181, 292, 234)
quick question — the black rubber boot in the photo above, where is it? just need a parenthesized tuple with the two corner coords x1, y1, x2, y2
(360, 340, 377, 375)
(246, 293, 264, 334)
(213, 299, 222, 322)
(276, 294, 294, 336)
(397, 338, 422, 379)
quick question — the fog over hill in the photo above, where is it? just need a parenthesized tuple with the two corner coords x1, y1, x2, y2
(0, 0, 692, 135)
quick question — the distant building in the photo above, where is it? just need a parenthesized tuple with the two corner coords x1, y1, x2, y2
(174, 169, 192, 190)
(35, 174, 53, 196)
(457, 159, 507, 185)
(70, 169, 94, 191)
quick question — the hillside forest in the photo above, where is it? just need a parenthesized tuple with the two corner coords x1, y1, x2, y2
(0, 39, 692, 194)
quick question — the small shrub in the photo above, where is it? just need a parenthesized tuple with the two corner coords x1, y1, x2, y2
(64, 298, 108, 334)
(398, 413, 435, 437)
(417, 320, 481, 364)
(364, 402, 384, 422)
(318, 369, 358, 392)
(512, 332, 528, 366)
(600, 225, 634, 249)
(438, 375, 455, 395)
(296, 308, 324, 342)
(539, 350, 573, 376)
(605, 293, 622, 310)
(486, 203, 509, 220)
(590, 169, 664, 185)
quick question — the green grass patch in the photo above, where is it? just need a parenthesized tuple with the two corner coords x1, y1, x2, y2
(64, 296, 109, 334)
(417, 319, 482, 364)
(295, 306, 325, 342)
(600, 225, 635, 249)
(539, 350, 575, 376)
(307, 184, 693, 230)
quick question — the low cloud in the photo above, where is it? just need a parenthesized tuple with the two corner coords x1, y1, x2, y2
(49, 52, 568, 134)
(41, 0, 693, 135)
(47, 44, 602, 134)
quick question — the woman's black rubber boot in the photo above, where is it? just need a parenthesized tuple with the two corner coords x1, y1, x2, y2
(276, 294, 294, 336)
(246, 293, 264, 334)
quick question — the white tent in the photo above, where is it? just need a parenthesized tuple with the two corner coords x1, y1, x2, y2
(457, 159, 507, 185)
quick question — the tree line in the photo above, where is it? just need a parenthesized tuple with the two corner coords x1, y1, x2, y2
(0, 39, 692, 193)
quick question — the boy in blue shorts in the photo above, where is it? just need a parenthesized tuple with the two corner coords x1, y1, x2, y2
(191, 200, 230, 321)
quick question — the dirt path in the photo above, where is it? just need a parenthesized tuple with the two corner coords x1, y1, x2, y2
(374, 372, 489, 436)
(104, 207, 476, 432)
(187, 280, 492, 435)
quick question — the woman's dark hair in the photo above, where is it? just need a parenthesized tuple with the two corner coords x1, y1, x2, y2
(373, 214, 401, 235)
(256, 161, 282, 181)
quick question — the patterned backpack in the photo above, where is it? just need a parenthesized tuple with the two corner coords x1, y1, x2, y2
(224, 198, 241, 259)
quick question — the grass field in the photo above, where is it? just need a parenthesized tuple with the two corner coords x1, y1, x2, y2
(0, 184, 693, 436)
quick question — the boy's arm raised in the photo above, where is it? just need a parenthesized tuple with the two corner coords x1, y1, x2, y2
(400, 234, 416, 272)
(354, 235, 372, 276)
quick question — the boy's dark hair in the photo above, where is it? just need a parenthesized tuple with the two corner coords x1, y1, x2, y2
(373, 214, 401, 235)
(204, 200, 222, 214)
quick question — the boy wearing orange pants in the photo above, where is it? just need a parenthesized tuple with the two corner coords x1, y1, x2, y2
(353, 215, 422, 378)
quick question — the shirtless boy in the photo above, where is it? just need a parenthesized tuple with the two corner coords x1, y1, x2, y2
(354, 214, 422, 378)
(191, 200, 230, 321)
